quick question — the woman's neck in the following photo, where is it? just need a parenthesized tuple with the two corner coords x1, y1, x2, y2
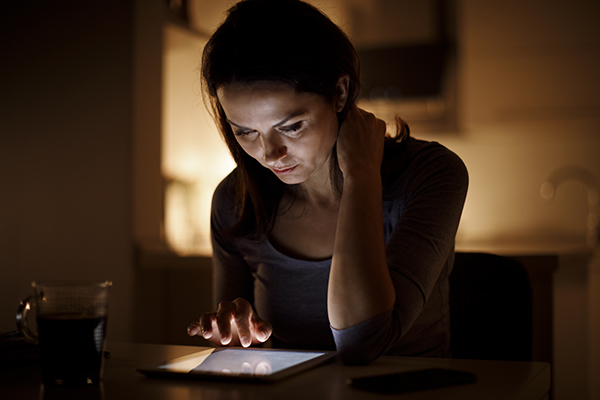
(299, 164, 341, 209)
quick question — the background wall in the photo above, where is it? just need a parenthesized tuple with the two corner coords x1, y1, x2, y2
(449, 0, 600, 246)
(1, 0, 134, 341)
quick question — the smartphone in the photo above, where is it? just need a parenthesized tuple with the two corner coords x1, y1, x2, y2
(347, 368, 477, 394)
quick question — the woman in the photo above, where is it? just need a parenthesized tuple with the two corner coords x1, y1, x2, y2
(187, 0, 468, 365)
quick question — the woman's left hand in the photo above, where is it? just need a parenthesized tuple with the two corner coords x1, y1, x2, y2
(336, 106, 387, 179)
(328, 106, 395, 331)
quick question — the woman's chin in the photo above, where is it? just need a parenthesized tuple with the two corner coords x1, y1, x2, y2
(274, 174, 305, 185)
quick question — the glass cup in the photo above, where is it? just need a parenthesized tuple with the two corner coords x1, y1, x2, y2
(16, 281, 112, 385)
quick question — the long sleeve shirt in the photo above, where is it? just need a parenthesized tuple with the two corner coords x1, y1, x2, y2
(210, 136, 469, 364)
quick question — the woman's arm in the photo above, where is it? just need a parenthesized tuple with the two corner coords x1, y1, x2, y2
(331, 127, 469, 364)
(187, 176, 272, 347)
(328, 107, 396, 330)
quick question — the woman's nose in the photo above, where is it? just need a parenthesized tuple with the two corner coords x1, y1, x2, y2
(261, 134, 287, 163)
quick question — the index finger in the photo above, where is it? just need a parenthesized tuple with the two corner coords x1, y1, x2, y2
(216, 302, 237, 345)
(232, 298, 254, 347)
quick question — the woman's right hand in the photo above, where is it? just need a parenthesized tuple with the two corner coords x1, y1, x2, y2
(187, 297, 272, 348)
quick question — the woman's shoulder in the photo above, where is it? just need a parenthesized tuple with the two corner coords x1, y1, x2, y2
(384, 135, 462, 164)
(382, 136, 468, 194)
(213, 169, 237, 200)
(211, 169, 239, 231)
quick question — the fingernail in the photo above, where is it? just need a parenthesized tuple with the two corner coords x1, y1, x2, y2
(258, 329, 268, 342)
(240, 336, 250, 347)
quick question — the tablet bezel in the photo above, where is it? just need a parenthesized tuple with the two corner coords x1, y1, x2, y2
(136, 347, 337, 383)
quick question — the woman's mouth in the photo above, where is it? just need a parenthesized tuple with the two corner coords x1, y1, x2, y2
(272, 165, 297, 175)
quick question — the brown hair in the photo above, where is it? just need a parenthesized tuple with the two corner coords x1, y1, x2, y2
(202, 0, 407, 240)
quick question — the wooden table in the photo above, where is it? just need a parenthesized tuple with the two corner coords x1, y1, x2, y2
(0, 342, 551, 400)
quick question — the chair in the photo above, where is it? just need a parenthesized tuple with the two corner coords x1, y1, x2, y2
(449, 252, 533, 362)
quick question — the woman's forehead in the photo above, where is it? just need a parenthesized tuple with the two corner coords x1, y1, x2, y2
(217, 82, 327, 125)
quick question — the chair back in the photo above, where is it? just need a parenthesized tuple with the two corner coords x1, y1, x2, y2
(449, 252, 533, 361)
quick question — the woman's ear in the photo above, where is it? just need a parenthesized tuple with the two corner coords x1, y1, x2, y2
(334, 75, 350, 113)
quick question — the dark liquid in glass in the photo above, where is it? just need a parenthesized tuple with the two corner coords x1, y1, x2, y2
(37, 314, 107, 385)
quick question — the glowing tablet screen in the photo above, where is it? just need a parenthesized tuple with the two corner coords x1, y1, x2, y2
(158, 348, 327, 377)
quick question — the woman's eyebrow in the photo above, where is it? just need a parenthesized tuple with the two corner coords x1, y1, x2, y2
(273, 111, 307, 128)
(226, 119, 250, 130)
(226, 110, 308, 130)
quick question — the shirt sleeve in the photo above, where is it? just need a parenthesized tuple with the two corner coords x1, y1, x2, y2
(331, 144, 469, 365)
(210, 175, 255, 309)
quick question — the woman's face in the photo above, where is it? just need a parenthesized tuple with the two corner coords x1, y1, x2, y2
(217, 81, 347, 186)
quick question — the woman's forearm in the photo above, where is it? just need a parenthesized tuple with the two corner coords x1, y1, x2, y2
(328, 173, 396, 330)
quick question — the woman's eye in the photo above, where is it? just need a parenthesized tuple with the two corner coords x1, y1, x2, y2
(233, 129, 256, 137)
(279, 122, 303, 134)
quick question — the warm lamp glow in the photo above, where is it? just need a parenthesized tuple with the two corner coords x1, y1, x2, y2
(162, 24, 235, 255)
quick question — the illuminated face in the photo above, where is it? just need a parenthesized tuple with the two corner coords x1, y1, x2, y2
(217, 82, 345, 186)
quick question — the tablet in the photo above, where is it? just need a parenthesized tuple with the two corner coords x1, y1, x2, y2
(136, 347, 337, 383)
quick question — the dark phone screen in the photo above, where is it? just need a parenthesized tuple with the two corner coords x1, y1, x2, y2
(348, 368, 477, 394)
